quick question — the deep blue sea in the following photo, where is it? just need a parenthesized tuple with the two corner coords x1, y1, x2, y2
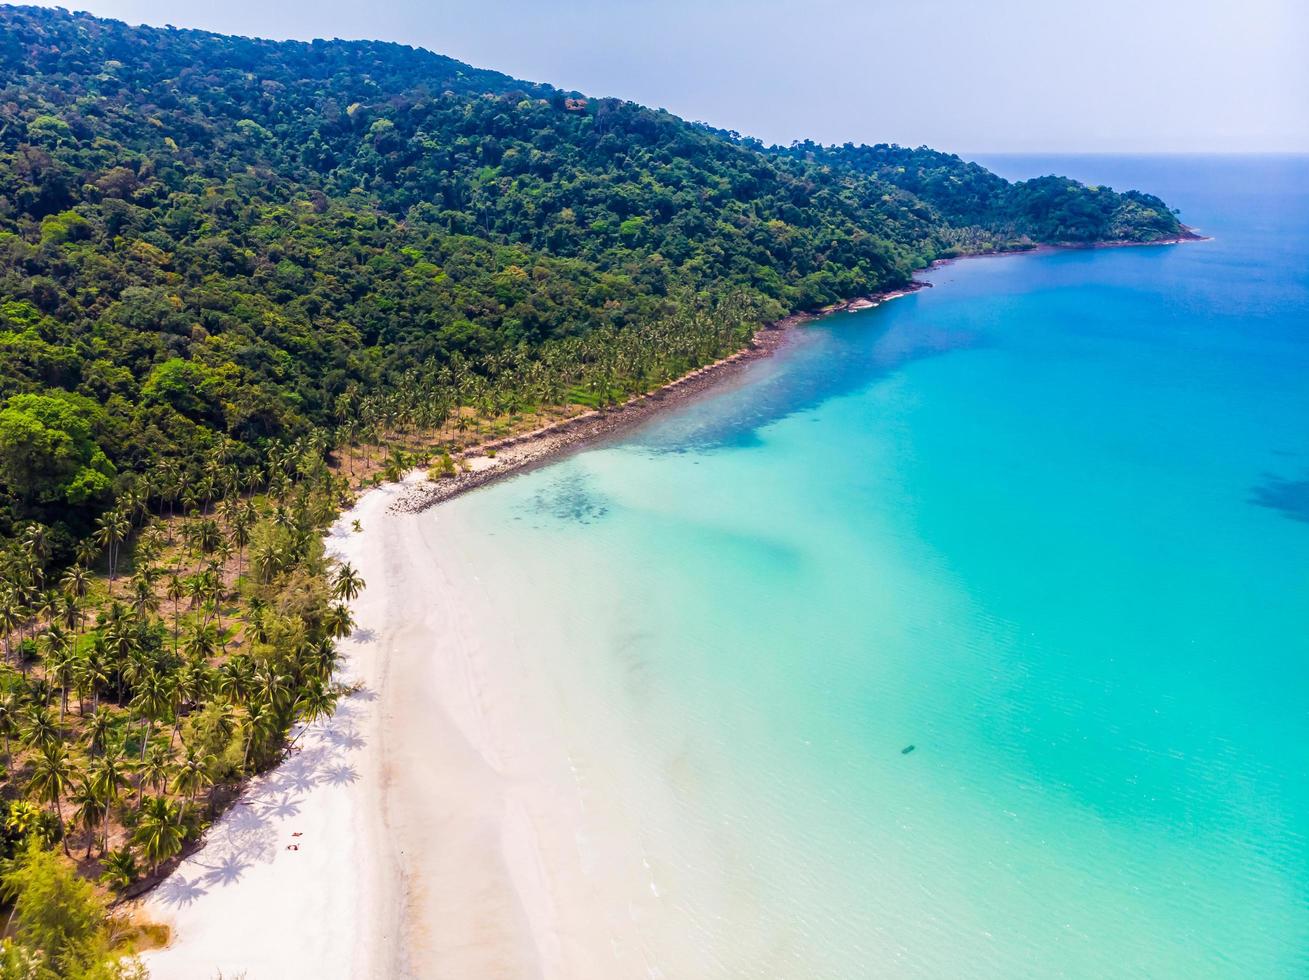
(436, 156, 1309, 977)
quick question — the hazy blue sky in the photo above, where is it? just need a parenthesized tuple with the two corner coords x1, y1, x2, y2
(26, 0, 1309, 152)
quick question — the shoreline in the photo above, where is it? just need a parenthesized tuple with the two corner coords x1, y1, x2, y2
(136, 231, 1204, 977)
(142, 469, 700, 978)
(396, 283, 928, 513)
(139, 478, 408, 978)
(397, 230, 1204, 514)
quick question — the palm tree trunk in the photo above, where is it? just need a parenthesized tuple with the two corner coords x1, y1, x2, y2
(55, 799, 69, 856)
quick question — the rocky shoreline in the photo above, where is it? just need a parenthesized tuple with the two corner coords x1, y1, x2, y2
(393, 229, 1206, 514)
(393, 284, 927, 513)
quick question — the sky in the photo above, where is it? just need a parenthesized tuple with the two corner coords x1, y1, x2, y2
(23, 0, 1309, 153)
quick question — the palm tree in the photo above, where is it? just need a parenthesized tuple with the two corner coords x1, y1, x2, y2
(253, 666, 292, 715)
(193, 518, 222, 555)
(78, 641, 111, 714)
(171, 748, 214, 805)
(0, 692, 19, 777)
(134, 795, 185, 874)
(59, 591, 80, 638)
(0, 592, 19, 665)
(84, 708, 117, 759)
(332, 563, 365, 603)
(166, 571, 185, 655)
(73, 539, 98, 570)
(28, 743, 76, 854)
(289, 681, 338, 749)
(139, 742, 175, 799)
(59, 557, 90, 604)
(100, 603, 139, 702)
(250, 539, 286, 585)
(41, 630, 75, 725)
(324, 604, 354, 640)
(100, 847, 139, 893)
(70, 776, 107, 859)
(241, 699, 279, 771)
(217, 656, 255, 704)
(20, 704, 59, 753)
(230, 512, 252, 580)
(183, 573, 207, 613)
(32, 589, 58, 634)
(169, 662, 207, 748)
(95, 509, 130, 594)
(130, 573, 160, 618)
(183, 620, 219, 662)
(89, 748, 129, 856)
(305, 638, 343, 683)
(131, 670, 174, 760)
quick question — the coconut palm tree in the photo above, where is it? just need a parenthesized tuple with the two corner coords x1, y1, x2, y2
(95, 509, 130, 594)
(139, 742, 175, 798)
(253, 666, 292, 715)
(217, 656, 255, 704)
(332, 563, 365, 603)
(129, 573, 160, 618)
(168, 662, 207, 748)
(230, 512, 252, 580)
(70, 776, 106, 859)
(134, 796, 185, 874)
(289, 681, 338, 749)
(324, 604, 354, 640)
(131, 670, 175, 760)
(20, 704, 59, 753)
(170, 748, 214, 805)
(28, 743, 76, 854)
(0, 692, 19, 777)
(84, 709, 117, 759)
(78, 641, 111, 715)
(165, 571, 185, 655)
(100, 847, 139, 893)
(41, 629, 75, 724)
(183, 620, 219, 663)
(89, 748, 129, 855)
(58, 591, 80, 639)
(99, 603, 139, 702)
(0, 591, 19, 665)
(241, 699, 279, 771)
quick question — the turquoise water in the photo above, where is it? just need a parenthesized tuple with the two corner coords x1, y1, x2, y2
(440, 156, 1309, 977)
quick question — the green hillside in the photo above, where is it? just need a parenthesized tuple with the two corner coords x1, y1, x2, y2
(0, 4, 1188, 545)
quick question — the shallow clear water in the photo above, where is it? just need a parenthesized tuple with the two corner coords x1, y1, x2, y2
(438, 156, 1309, 977)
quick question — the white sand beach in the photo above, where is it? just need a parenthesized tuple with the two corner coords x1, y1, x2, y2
(139, 477, 407, 978)
(139, 471, 687, 979)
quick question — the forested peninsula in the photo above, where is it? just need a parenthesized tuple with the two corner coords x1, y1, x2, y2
(0, 5, 1188, 972)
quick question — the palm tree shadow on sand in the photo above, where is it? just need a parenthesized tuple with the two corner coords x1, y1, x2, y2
(150, 689, 372, 909)
(155, 873, 208, 908)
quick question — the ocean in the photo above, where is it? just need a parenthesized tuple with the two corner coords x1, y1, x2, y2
(429, 155, 1309, 977)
